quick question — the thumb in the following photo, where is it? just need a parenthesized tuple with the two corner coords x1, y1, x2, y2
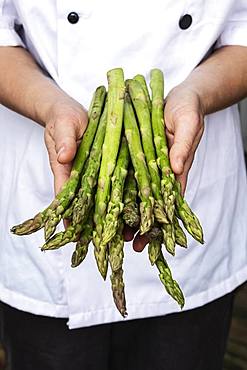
(55, 121, 81, 165)
(168, 112, 201, 176)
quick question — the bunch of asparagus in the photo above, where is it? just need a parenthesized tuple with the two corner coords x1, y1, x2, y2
(11, 68, 204, 317)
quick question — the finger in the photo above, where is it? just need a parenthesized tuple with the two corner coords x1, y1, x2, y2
(133, 232, 149, 252)
(176, 173, 187, 197)
(45, 132, 73, 194)
(63, 218, 71, 230)
(53, 162, 72, 195)
(175, 124, 204, 194)
(168, 112, 202, 175)
(176, 151, 195, 195)
(123, 225, 136, 242)
(54, 120, 86, 165)
(165, 126, 174, 151)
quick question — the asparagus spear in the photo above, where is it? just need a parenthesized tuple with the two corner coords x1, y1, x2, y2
(43, 86, 106, 240)
(11, 86, 106, 237)
(62, 155, 91, 221)
(150, 69, 203, 244)
(156, 251, 185, 308)
(62, 156, 92, 221)
(101, 137, 130, 245)
(122, 166, 140, 228)
(147, 224, 184, 306)
(127, 79, 168, 225)
(108, 219, 125, 273)
(109, 219, 127, 317)
(162, 223, 176, 256)
(93, 68, 125, 280)
(41, 102, 108, 251)
(87, 90, 96, 118)
(150, 68, 175, 223)
(147, 225, 184, 307)
(124, 91, 154, 234)
(71, 209, 94, 268)
(133, 74, 152, 112)
(72, 102, 108, 226)
(175, 181, 204, 244)
(174, 216, 187, 248)
(149, 240, 162, 266)
(41, 224, 80, 251)
(11, 212, 46, 235)
(148, 225, 163, 266)
(148, 225, 163, 242)
(62, 200, 75, 220)
(110, 268, 127, 318)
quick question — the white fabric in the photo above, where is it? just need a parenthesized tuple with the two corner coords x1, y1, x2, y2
(0, 0, 247, 329)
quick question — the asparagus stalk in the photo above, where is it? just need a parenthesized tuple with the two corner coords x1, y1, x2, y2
(124, 91, 154, 234)
(149, 240, 162, 266)
(148, 225, 163, 242)
(175, 181, 204, 244)
(101, 137, 130, 245)
(150, 68, 175, 223)
(133, 74, 152, 112)
(62, 162, 92, 220)
(41, 103, 108, 251)
(62, 156, 92, 221)
(110, 268, 127, 318)
(11, 86, 106, 237)
(43, 86, 106, 240)
(162, 223, 176, 256)
(147, 224, 184, 306)
(108, 219, 125, 273)
(148, 225, 163, 266)
(71, 209, 94, 268)
(62, 200, 76, 220)
(87, 90, 96, 118)
(174, 216, 187, 248)
(122, 166, 140, 228)
(156, 251, 185, 308)
(109, 219, 127, 317)
(41, 224, 80, 251)
(11, 212, 46, 235)
(127, 79, 168, 225)
(93, 68, 125, 280)
(72, 103, 108, 226)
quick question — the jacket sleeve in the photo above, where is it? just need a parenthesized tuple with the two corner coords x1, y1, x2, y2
(216, 1, 247, 48)
(0, 0, 25, 46)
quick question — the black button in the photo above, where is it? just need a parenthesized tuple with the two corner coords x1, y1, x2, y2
(179, 14, 192, 30)
(67, 12, 79, 24)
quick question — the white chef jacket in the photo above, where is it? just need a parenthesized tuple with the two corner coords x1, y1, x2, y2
(0, 0, 247, 329)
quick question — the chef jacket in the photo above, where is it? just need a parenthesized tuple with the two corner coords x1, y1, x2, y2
(0, 0, 247, 329)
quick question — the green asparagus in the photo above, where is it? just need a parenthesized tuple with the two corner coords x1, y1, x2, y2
(71, 209, 94, 268)
(122, 166, 140, 228)
(133, 74, 152, 112)
(93, 68, 125, 279)
(102, 137, 130, 245)
(156, 251, 184, 308)
(127, 79, 168, 225)
(11, 86, 106, 238)
(175, 181, 204, 244)
(124, 91, 154, 234)
(41, 102, 108, 251)
(150, 68, 175, 223)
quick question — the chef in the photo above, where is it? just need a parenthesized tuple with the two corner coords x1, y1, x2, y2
(0, 1, 247, 369)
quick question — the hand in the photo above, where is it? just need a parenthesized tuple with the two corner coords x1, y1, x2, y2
(44, 98, 88, 194)
(164, 84, 204, 194)
(129, 83, 204, 252)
